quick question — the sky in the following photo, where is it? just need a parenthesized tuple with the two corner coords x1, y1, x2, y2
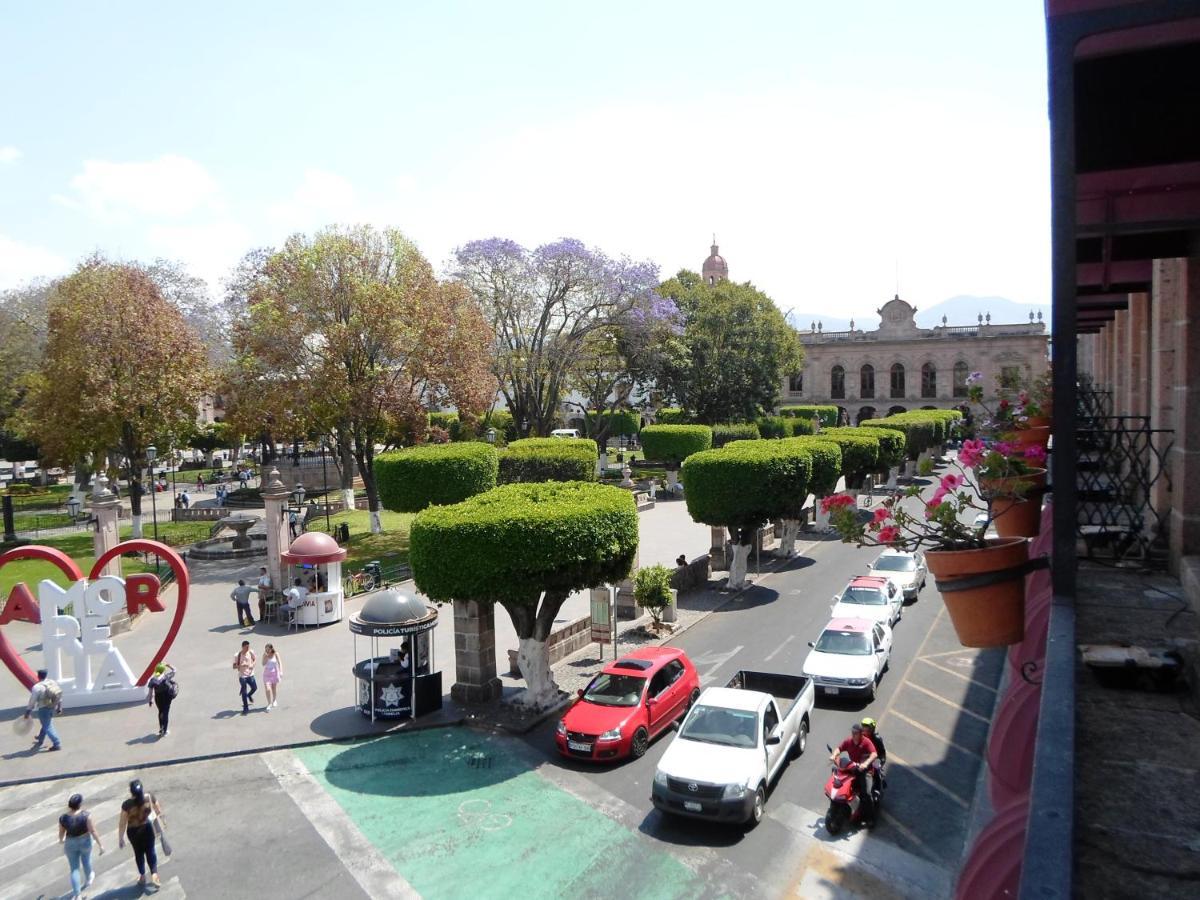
(0, 1, 1050, 318)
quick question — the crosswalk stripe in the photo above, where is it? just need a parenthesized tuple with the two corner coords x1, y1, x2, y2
(0, 798, 124, 872)
(0, 843, 178, 900)
(0, 772, 125, 840)
(0, 779, 65, 814)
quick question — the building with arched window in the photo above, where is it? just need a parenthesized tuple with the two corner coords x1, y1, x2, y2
(781, 295, 1049, 423)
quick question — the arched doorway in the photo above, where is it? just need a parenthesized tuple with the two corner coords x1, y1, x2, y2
(888, 405, 907, 416)
(856, 406, 876, 424)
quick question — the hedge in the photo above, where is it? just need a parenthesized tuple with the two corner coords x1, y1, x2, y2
(499, 438, 597, 484)
(711, 423, 761, 448)
(410, 482, 639, 604)
(781, 437, 842, 495)
(592, 409, 639, 438)
(654, 407, 690, 425)
(867, 427, 907, 469)
(779, 405, 840, 427)
(376, 442, 499, 512)
(681, 441, 813, 534)
(812, 428, 880, 483)
(860, 409, 962, 459)
(640, 425, 712, 466)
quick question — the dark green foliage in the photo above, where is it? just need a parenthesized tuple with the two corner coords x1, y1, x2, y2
(481, 409, 516, 442)
(634, 564, 674, 626)
(375, 443, 499, 512)
(410, 482, 639, 605)
(499, 438, 597, 484)
(640, 425, 712, 466)
(711, 423, 761, 448)
(859, 410, 960, 459)
(755, 416, 788, 439)
(681, 441, 813, 534)
(782, 437, 842, 495)
(655, 407, 689, 424)
(592, 409, 639, 438)
(787, 418, 815, 436)
(778, 405, 839, 426)
(854, 426, 906, 469)
(813, 429, 880, 482)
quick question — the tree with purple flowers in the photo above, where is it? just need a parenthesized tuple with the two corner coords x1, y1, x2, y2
(453, 238, 663, 438)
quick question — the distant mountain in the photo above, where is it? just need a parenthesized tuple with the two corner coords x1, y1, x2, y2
(789, 295, 1050, 333)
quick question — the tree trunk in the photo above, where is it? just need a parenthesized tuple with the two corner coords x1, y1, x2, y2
(354, 443, 383, 534)
(887, 467, 899, 490)
(776, 519, 799, 557)
(814, 496, 831, 530)
(128, 472, 144, 538)
(502, 589, 569, 709)
(666, 468, 679, 491)
(727, 542, 752, 589)
(338, 433, 355, 509)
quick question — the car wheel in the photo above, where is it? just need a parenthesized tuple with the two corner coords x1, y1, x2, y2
(791, 719, 808, 759)
(867, 679, 877, 702)
(630, 727, 649, 759)
(825, 803, 848, 835)
(688, 688, 700, 709)
(746, 786, 766, 829)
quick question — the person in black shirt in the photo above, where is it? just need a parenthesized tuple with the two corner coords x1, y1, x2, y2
(58, 792, 103, 898)
(861, 717, 887, 800)
(118, 780, 164, 890)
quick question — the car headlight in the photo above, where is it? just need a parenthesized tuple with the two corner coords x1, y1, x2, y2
(598, 727, 623, 741)
(654, 770, 669, 787)
(723, 783, 747, 800)
(848, 678, 872, 686)
(556, 719, 567, 736)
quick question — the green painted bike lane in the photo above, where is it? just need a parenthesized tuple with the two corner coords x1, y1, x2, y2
(294, 728, 710, 899)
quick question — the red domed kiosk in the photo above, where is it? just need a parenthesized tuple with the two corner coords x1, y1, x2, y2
(281, 531, 347, 626)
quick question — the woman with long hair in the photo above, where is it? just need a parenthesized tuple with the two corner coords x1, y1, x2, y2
(58, 792, 103, 899)
(118, 779, 163, 889)
(262, 644, 283, 709)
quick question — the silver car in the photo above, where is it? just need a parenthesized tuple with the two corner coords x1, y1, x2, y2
(867, 549, 927, 602)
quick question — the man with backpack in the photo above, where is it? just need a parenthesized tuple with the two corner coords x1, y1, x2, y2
(24, 668, 63, 751)
(147, 663, 178, 736)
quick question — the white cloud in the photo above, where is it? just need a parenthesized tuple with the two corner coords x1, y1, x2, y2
(60, 154, 224, 220)
(0, 146, 20, 165)
(145, 220, 254, 296)
(267, 168, 382, 233)
(0, 234, 69, 289)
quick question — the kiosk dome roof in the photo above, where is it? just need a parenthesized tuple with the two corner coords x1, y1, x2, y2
(282, 531, 347, 564)
(360, 589, 429, 625)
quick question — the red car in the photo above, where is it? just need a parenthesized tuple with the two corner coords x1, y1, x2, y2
(556, 646, 701, 762)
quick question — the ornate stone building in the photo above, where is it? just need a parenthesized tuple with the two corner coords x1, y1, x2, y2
(782, 295, 1049, 424)
(702, 237, 728, 286)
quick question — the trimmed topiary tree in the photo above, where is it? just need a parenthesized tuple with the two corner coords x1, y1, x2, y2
(410, 482, 638, 707)
(376, 442, 499, 512)
(816, 428, 881, 488)
(711, 423, 761, 447)
(654, 407, 690, 424)
(755, 416, 789, 439)
(640, 424, 713, 490)
(681, 441, 812, 586)
(499, 438, 597, 483)
(779, 405, 839, 427)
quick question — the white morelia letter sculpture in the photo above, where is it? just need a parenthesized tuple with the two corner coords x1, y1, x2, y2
(37, 576, 146, 708)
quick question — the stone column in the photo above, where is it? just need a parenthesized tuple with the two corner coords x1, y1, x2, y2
(1151, 261, 1180, 518)
(261, 467, 292, 595)
(1127, 292, 1150, 417)
(1111, 308, 1128, 415)
(451, 599, 502, 703)
(709, 526, 728, 570)
(91, 474, 123, 579)
(1169, 258, 1200, 573)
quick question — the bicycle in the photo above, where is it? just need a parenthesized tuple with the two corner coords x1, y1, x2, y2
(343, 568, 378, 596)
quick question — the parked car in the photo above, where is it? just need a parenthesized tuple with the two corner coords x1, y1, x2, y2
(802, 618, 893, 701)
(550, 428, 581, 439)
(652, 670, 814, 827)
(830, 575, 902, 626)
(866, 549, 927, 602)
(556, 646, 700, 762)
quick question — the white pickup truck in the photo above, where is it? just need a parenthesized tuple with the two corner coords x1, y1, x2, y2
(651, 670, 815, 828)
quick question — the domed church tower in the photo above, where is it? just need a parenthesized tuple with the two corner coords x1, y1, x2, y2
(702, 236, 729, 285)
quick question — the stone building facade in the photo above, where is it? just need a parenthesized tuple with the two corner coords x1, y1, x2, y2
(782, 295, 1049, 423)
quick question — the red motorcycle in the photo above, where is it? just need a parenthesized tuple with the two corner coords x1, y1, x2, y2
(823, 744, 880, 834)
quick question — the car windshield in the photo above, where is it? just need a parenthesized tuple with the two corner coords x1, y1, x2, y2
(872, 556, 916, 572)
(582, 673, 646, 707)
(814, 630, 873, 655)
(678, 705, 759, 748)
(840, 587, 887, 606)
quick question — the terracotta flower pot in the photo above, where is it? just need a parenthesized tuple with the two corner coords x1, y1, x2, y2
(1003, 426, 1050, 449)
(926, 537, 1029, 647)
(1024, 415, 1051, 429)
(980, 468, 1046, 538)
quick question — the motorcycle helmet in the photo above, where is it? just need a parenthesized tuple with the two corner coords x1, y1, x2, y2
(861, 717, 877, 730)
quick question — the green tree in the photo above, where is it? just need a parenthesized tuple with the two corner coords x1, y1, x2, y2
(231, 225, 496, 534)
(657, 271, 803, 424)
(410, 482, 638, 708)
(376, 442, 499, 511)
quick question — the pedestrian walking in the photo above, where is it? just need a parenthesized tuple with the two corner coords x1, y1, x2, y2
(196, 473, 204, 493)
(59, 792, 104, 899)
(179, 490, 190, 510)
(262, 644, 282, 710)
(24, 668, 63, 751)
(255, 566, 273, 621)
(147, 663, 178, 736)
(288, 509, 298, 539)
(233, 641, 257, 714)
(230, 579, 255, 626)
(118, 780, 163, 891)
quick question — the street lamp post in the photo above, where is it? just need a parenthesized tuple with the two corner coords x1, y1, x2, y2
(292, 482, 306, 534)
(320, 439, 331, 532)
(146, 445, 160, 569)
(66, 495, 81, 522)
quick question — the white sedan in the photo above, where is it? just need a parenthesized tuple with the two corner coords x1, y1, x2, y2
(802, 618, 893, 702)
(830, 575, 903, 626)
(867, 549, 928, 602)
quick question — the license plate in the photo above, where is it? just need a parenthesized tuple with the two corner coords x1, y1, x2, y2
(825, 686, 840, 695)
(683, 801, 703, 812)
(567, 741, 592, 752)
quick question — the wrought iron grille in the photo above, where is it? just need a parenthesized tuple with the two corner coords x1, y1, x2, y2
(1075, 412, 1173, 567)
(1076, 376, 1113, 419)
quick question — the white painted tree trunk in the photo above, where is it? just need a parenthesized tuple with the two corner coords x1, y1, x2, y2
(369, 510, 382, 534)
(514, 637, 560, 709)
(341, 488, 355, 510)
(598, 453, 608, 474)
(887, 467, 898, 490)
(666, 469, 679, 491)
(776, 519, 799, 557)
(131, 513, 143, 539)
(727, 543, 752, 589)
(814, 498, 831, 530)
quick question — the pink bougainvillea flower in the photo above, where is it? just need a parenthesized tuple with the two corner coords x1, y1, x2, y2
(940, 473, 964, 491)
(877, 525, 900, 544)
(959, 439, 986, 468)
(1024, 444, 1047, 463)
(995, 441, 1017, 457)
(871, 506, 890, 524)
(820, 494, 856, 513)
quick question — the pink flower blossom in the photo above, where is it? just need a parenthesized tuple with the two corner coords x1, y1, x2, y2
(877, 525, 900, 544)
(940, 473, 964, 491)
(820, 494, 856, 513)
(995, 441, 1017, 457)
(1024, 444, 1047, 463)
(871, 507, 890, 524)
(959, 439, 986, 468)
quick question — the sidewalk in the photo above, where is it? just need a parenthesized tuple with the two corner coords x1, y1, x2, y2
(0, 499, 714, 784)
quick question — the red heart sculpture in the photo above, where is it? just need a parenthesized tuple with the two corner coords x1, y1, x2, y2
(0, 540, 189, 692)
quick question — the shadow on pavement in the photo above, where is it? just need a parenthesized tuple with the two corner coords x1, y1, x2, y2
(639, 808, 746, 848)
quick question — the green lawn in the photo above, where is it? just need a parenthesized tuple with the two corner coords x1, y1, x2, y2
(3, 484, 74, 511)
(12, 510, 75, 530)
(322, 508, 415, 574)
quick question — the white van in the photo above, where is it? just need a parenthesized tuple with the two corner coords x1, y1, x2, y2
(550, 429, 581, 439)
